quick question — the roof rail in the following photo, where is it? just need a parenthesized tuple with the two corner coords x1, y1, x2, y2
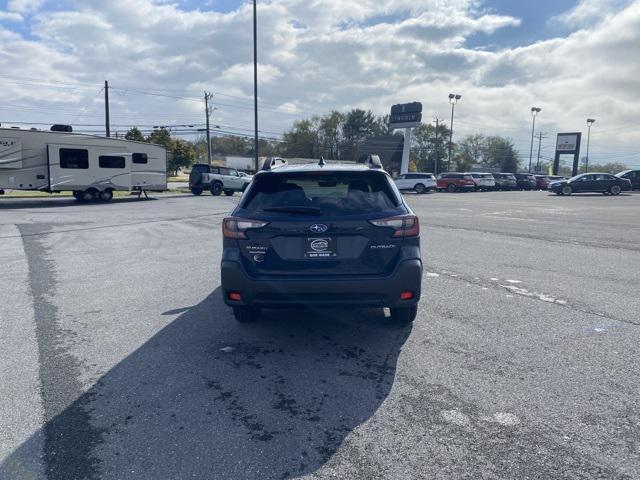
(357, 154, 383, 169)
(262, 157, 288, 171)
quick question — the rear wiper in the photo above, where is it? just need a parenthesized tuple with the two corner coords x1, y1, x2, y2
(262, 206, 321, 215)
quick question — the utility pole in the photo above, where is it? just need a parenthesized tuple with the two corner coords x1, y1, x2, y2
(104, 80, 110, 137)
(204, 91, 213, 165)
(253, 0, 259, 171)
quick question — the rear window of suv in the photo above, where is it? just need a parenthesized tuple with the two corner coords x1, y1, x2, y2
(242, 171, 400, 215)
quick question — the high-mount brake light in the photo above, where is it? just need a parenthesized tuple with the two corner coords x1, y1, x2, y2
(369, 214, 419, 237)
(223, 217, 269, 239)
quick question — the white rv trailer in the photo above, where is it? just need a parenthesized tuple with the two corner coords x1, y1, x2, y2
(0, 126, 167, 201)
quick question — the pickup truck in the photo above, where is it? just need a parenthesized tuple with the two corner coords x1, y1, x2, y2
(188, 164, 252, 196)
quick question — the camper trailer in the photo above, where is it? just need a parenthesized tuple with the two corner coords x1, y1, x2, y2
(0, 125, 167, 201)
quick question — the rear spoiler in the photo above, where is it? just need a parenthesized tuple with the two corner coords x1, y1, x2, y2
(262, 155, 384, 171)
(356, 154, 383, 169)
(262, 157, 288, 171)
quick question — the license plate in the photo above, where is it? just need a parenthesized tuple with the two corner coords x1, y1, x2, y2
(305, 237, 337, 259)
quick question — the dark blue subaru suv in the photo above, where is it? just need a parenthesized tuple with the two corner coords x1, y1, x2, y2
(221, 156, 422, 324)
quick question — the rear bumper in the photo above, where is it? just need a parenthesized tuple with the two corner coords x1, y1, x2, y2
(221, 257, 422, 309)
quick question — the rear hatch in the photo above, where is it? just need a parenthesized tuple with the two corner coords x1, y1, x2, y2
(234, 170, 408, 277)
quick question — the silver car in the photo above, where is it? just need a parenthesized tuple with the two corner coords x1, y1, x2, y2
(468, 172, 496, 191)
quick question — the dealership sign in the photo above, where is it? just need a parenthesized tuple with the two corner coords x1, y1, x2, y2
(556, 134, 580, 153)
(553, 132, 582, 177)
(389, 102, 422, 129)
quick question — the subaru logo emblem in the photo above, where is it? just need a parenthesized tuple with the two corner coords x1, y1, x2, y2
(309, 224, 328, 233)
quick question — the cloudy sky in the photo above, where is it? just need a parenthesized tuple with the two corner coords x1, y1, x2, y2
(0, 0, 639, 167)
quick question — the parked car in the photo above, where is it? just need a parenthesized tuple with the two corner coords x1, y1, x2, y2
(189, 164, 252, 196)
(221, 156, 422, 324)
(467, 172, 496, 191)
(436, 173, 476, 192)
(547, 175, 566, 182)
(616, 169, 640, 190)
(534, 175, 551, 190)
(549, 173, 632, 196)
(492, 173, 518, 190)
(394, 172, 436, 194)
(513, 173, 538, 190)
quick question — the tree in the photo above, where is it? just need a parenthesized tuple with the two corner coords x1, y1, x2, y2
(125, 127, 145, 142)
(281, 118, 320, 158)
(341, 109, 378, 161)
(410, 123, 450, 173)
(585, 162, 628, 174)
(318, 111, 345, 159)
(458, 134, 485, 166)
(168, 139, 195, 175)
(146, 128, 172, 149)
(482, 136, 519, 172)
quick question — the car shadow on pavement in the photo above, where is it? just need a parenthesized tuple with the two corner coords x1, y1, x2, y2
(0, 288, 412, 480)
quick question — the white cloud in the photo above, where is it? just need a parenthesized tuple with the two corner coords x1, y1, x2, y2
(551, 0, 632, 28)
(0, 10, 23, 21)
(7, 0, 45, 14)
(0, 0, 639, 166)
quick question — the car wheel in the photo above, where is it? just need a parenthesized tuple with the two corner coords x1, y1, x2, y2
(609, 185, 622, 196)
(561, 185, 572, 196)
(190, 187, 203, 196)
(390, 305, 417, 324)
(99, 189, 113, 202)
(224, 189, 234, 196)
(80, 189, 97, 202)
(211, 182, 223, 196)
(232, 306, 259, 323)
(446, 183, 456, 193)
(414, 183, 426, 194)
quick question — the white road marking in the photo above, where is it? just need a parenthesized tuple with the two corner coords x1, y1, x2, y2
(506, 279, 522, 284)
(425, 272, 440, 277)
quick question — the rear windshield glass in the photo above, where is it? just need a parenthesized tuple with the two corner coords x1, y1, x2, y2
(242, 171, 400, 215)
(472, 174, 493, 178)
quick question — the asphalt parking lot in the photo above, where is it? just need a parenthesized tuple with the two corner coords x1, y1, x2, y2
(1, 190, 639, 480)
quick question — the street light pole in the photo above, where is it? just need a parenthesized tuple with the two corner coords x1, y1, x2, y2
(528, 107, 541, 173)
(253, 0, 259, 172)
(434, 118, 440, 175)
(585, 118, 595, 173)
(448, 94, 461, 171)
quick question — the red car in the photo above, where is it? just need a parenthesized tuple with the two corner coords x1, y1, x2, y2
(436, 172, 476, 192)
(534, 175, 550, 190)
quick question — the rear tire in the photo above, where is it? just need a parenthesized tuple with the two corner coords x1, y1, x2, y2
(99, 189, 113, 202)
(390, 305, 417, 324)
(232, 306, 259, 323)
(79, 189, 97, 202)
(609, 185, 621, 196)
(224, 189, 234, 196)
(446, 183, 456, 193)
(191, 187, 203, 196)
(211, 181, 223, 196)
(414, 183, 426, 194)
(561, 185, 572, 196)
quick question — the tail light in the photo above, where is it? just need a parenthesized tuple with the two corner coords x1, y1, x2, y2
(223, 217, 269, 239)
(369, 214, 419, 237)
